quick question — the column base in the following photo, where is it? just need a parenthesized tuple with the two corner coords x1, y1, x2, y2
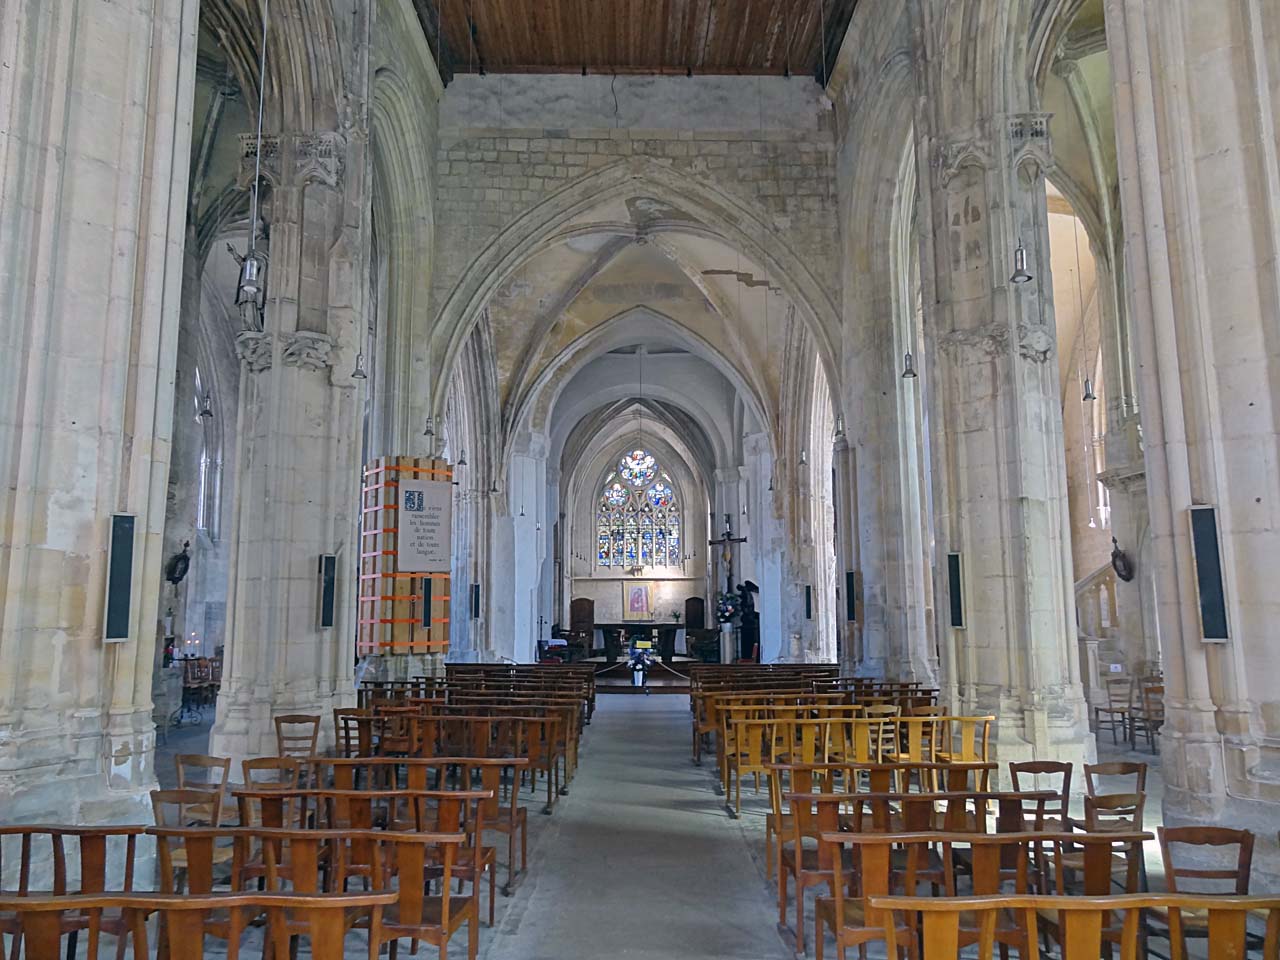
(0, 708, 156, 823)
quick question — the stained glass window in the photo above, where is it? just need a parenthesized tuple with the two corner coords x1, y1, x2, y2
(596, 450, 682, 567)
(619, 449, 657, 486)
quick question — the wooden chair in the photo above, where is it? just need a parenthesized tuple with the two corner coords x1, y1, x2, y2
(1009, 760, 1072, 831)
(0, 825, 143, 960)
(150, 789, 233, 888)
(1010, 759, 1072, 892)
(816, 831, 925, 960)
(1130, 682, 1165, 752)
(779, 788, 850, 957)
(242, 756, 301, 791)
(275, 714, 321, 759)
(862, 704, 900, 761)
(334, 708, 375, 759)
(175, 754, 233, 825)
(1074, 762, 1147, 836)
(1094, 677, 1133, 745)
(935, 715, 994, 764)
(354, 830, 479, 960)
(872, 894, 1280, 960)
(0, 891, 395, 960)
(1147, 826, 1264, 957)
(726, 717, 773, 817)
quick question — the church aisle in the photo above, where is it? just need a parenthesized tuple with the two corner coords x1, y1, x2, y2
(482, 695, 788, 960)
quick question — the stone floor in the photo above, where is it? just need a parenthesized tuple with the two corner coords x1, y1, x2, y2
(481, 693, 790, 960)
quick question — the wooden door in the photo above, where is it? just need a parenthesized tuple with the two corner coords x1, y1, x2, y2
(684, 596, 706, 630)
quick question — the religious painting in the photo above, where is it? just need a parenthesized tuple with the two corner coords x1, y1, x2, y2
(622, 582, 654, 621)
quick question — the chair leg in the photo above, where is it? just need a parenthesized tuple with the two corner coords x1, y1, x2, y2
(778, 863, 788, 926)
(489, 864, 496, 926)
(795, 880, 806, 955)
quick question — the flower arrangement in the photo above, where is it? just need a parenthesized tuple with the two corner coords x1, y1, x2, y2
(716, 591, 741, 624)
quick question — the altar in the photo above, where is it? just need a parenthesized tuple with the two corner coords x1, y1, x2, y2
(591, 622, 684, 663)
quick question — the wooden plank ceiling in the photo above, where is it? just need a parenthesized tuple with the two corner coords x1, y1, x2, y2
(416, 0, 858, 81)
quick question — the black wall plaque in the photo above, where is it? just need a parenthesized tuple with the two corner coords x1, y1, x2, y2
(1189, 506, 1229, 641)
(947, 552, 965, 629)
(317, 554, 337, 629)
(104, 514, 135, 641)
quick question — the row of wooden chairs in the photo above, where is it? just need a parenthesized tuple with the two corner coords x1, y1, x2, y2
(1094, 674, 1165, 752)
(721, 714, 995, 815)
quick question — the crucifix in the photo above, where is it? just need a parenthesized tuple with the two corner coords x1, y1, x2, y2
(708, 512, 747, 594)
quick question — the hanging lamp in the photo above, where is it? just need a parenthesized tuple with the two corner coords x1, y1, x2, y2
(351, 351, 367, 380)
(235, 0, 271, 323)
(199, 392, 214, 419)
(1010, 239, 1033, 285)
(901, 351, 918, 379)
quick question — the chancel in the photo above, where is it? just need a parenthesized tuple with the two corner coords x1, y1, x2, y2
(2, 0, 1279, 956)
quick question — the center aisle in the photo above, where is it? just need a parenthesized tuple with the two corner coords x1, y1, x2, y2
(483, 694, 789, 960)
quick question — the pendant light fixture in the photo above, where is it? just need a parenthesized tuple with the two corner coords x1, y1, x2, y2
(1010, 238, 1033, 285)
(235, 0, 271, 324)
(422, 415, 435, 438)
(901, 351, 918, 379)
(457, 449, 467, 467)
(1072, 215, 1096, 402)
(199, 392, 214, 419)
(351, 350, 368, 380)
(798, 448, 809, 467)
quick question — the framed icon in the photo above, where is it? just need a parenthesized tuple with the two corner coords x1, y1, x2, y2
(622, 582, 654, 621)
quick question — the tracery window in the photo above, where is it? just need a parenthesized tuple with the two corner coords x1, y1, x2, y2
(597, 450, 681, 568)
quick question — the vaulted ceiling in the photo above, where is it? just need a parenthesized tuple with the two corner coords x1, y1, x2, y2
(417, 0, 858, 80)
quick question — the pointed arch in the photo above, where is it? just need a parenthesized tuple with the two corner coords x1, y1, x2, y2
(428, 157, 841, 419)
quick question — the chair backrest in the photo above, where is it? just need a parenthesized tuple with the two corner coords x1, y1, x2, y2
(275, 714, 321, 758)
(1085, 793, 1146, 833)
(242, 756, 301, 790)
(151, 788, 225, 830)
(1084, 761, 1147, 798)
(0, 826, 143, 895)
(1009, 760, 1072, 823)
(870, 894, 1280, 960)
(176, 754, 232, 793)
(333, 708, 374, 758)
(0, 891, 396, 960)
(1105, 677, 1132, 708)
(1159, 826, 1254, 896)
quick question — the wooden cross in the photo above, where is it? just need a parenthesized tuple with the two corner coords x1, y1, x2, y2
(708, 512, 747, 594)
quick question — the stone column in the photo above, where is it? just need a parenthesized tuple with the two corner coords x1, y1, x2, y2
(915, 78, 1094, 763)
(0, 0, 199, 819)
(210, 129, 369, 764)
(1105, 0, 1280, 858)
(832, 437, 862, 671)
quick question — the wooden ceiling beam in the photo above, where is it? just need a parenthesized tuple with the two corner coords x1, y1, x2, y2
(432, 0, 857, 81)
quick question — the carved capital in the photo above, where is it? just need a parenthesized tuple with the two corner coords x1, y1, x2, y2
(281, 332, 335, 371)
(1018, 324, 1055, 363)
(238, 134, 282, 188)
(938, 322, 1009, 357)
(235, 331, 273, 373)
(1006, 113, 1054, 184)
(295, 133, 346, 187)
(934, 137, 993, 187)
(238, 132, 346, 189)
